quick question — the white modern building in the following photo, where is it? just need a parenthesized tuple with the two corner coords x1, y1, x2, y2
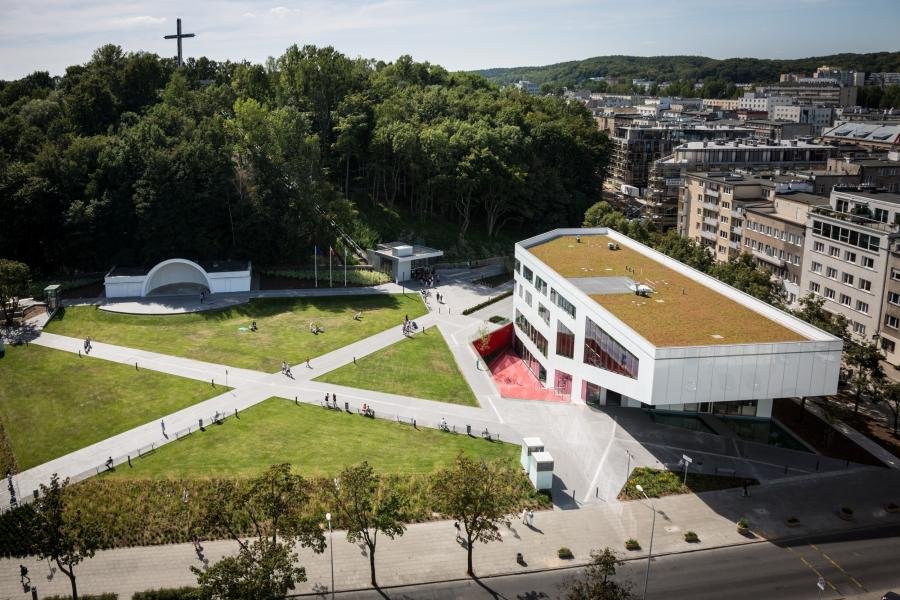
(368, 242, 443, 283)
(738, 93, 794, 113)
(104, 259, 252, 298)
(512, 229, 842, 418)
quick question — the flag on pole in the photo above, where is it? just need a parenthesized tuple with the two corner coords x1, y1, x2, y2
(314, 246, 318, 288)
(329, 246, 333, 288)
(344, 248, 348, 287)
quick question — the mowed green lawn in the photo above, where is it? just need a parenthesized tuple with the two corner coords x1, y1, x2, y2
(315, 331, 479, 406)
(107, 398, 515, 479)
(0, 344, 223, 471)
(44, 294, 426, 372)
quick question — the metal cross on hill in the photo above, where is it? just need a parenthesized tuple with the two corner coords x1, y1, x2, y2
(164, 18, 195, 67)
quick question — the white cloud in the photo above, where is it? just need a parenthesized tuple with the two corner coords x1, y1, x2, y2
(269, 6, 295, 18)
(113, 15, 166, 28)
(242, 12, 256, 18)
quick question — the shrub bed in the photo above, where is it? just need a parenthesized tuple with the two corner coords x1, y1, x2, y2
(263, 269, 390, 287)
(0, 470, 549, 555)
(132, 588, 199, 600)
(618, 467, 756, 500)
(462, 290, 513, 315)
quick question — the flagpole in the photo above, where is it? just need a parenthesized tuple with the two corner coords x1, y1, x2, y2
(344, 248, 348, 287)
(329, 246, 333, 288)
(314, 246, 318, 288)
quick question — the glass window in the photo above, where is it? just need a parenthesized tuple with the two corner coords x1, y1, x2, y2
(856, 300, 869, 314)
(885, 315, 899, 330)
(809, 281, 820, 293)
(889, 292, 900, 306)
(583, 317, 639, 379)
(550, 288, 576, 319)
(859, 279, 872, 292)
(863, 256, 875, 269)
(825, 287, 836, 299)
(844, 251, 857, 263)
(556, 321, 575, 359)
(840, 294, 852, 306)
(853, 322, 866, 335)
(515, 310, 548, 356)
(811, 261, 822, 273)
(813, 241, 825, 253)
(842, 273, 854, 286)
(826, 267, 837, 278)
(525, 290, 532, 307)
(521, 265, 533, 284)
(534, 275, 548, 296)
(882, 338, 896, 353)
(537, 303, 550, 325)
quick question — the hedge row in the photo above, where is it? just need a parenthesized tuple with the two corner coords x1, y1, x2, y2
(462, 290, 513, 315)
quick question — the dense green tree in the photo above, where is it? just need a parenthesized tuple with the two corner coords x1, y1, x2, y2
(709, 253, 785, 306)
(649, 230, 713, 272)
(792, 294, 850, 339)
(29, 474, 101, 600)
(327, 461, 407, 587)
(565, 548, 635, 600)
(431, 454, 519, 577)
(194, 538, 304, 600)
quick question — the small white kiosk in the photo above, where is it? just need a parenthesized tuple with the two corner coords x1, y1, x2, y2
(520, 437, 545, 471)
(368, 242, 443, 283)
(528, 451, 554, 491)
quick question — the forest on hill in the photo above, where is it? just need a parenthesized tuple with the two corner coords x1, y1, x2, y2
(476, 52, 900, 91)
(0, 46, 609, 275)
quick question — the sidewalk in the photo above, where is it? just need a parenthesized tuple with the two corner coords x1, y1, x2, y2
(3, 468, 897, 599)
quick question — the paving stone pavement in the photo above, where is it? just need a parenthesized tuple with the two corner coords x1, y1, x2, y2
(2, 468, 898, 599)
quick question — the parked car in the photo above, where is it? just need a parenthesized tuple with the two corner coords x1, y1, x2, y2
(882, 592, 900, 600)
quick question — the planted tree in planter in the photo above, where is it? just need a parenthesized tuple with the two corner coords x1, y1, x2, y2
(558, 547, 574, 559)
(327, 461, 407, 587)
(683, 530, 699, 543)
(624, 538, 640, 551)
(564, 547, 635, 599)
(431, 454, 519, 577)
(736, 517, 749, 533)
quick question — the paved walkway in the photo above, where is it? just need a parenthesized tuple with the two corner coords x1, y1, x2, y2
(798, 398, 900, 470)
(3, 467, 898, 598)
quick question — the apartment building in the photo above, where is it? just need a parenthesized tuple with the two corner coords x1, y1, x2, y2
(514, 80, 540, 96)
(826, 156, 900, 193)
(743, 119, 817, 141)
(770, 106, 834, 132)
(671, 139, 836, 169)
(757, 81, 858, 108)
(703, 98, 740, 111)
(879, 251, 900, 365)
(681, 172, 769, 259)
(738, 93, 794, 113)
(743, 192, 829, 304)
(800, 189, 900, 358)
(813, 66, 866, 87)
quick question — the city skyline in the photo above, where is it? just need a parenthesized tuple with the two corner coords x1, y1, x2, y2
(1, 0, 899, 80)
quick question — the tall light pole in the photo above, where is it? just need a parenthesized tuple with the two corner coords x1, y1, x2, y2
(635, 484, 656, 600)
(326, 512, 334, 600)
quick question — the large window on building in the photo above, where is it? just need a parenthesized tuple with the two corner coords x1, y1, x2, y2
(521, 265, 534, 284)
(583, 317, 639, 379)
(534, 275, 548, 296)
(812, 220, 881, 252)
(556, 321, 575, 359)
(515, 310, 548, 356)
(550, 288, 576, 319)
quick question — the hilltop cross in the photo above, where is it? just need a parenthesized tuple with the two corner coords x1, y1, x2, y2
(164, 18, 195, 67)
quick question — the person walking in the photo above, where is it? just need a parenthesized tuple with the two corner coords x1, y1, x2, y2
(160, 419, 166, 437)
(742, 480, 750, 497)
(454, 520, 462, 542)
(521, 507, 528, 524)
(527, 509, 534, 528)
(306, 357, 311, 368)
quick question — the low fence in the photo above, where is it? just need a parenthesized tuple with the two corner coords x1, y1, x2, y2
(0, 407, 245, 514)
(433, 256, 508, 270)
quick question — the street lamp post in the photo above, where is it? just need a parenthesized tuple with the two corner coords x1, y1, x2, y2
(635, 484, 656, 600)
(326, 512, 334, 600)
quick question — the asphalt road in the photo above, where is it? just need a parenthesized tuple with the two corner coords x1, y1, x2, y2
(318, 525, 900, 600)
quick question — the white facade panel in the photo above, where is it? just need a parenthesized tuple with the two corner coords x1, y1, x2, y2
(512, 228, 843, 409)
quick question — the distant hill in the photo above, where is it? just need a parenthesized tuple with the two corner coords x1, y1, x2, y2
(474, 52, 900, 88)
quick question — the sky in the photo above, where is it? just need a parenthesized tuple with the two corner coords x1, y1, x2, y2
(1, 0, 899, 80)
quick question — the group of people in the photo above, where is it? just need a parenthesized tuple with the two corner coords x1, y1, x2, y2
(324, 392, 340, 409)
(360, 403, 375, 417)
(308, 321, 325, 334)
(402, 314, 418, 335)
(281, 360, 293, 378)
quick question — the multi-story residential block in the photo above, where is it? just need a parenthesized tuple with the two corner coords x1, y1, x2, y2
(514, 80, 540, 95)
(826, 156, 900, 193)
(800, 189, 900, 359)
(743, 119, 817, 141)
(879, 250, 900, 365)
(670, 139, 836, 170)
(703, 98, 740, 111)
(757, 81, 858, 108)
(866, 72, 900, 87)
(681, 172, 768, 259)
(770, 106, 834, 132)
(738, 93, 794, 113)
(814, 66, 866, 87)
(512, 229, 841, 415)
(743, 192, 830, 305)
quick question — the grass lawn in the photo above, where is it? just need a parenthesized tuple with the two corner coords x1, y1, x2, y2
(0, 399, 546, 552)
(0, 344, 224, 472)
(44, 294, 426, 372)
(618, 467, 756, 500)
(107, 398, 506, 479)
(313, 330, 479, 406)
(528, 235, 805, 347)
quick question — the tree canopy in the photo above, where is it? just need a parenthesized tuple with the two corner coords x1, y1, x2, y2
(0, 44, 610, 274)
